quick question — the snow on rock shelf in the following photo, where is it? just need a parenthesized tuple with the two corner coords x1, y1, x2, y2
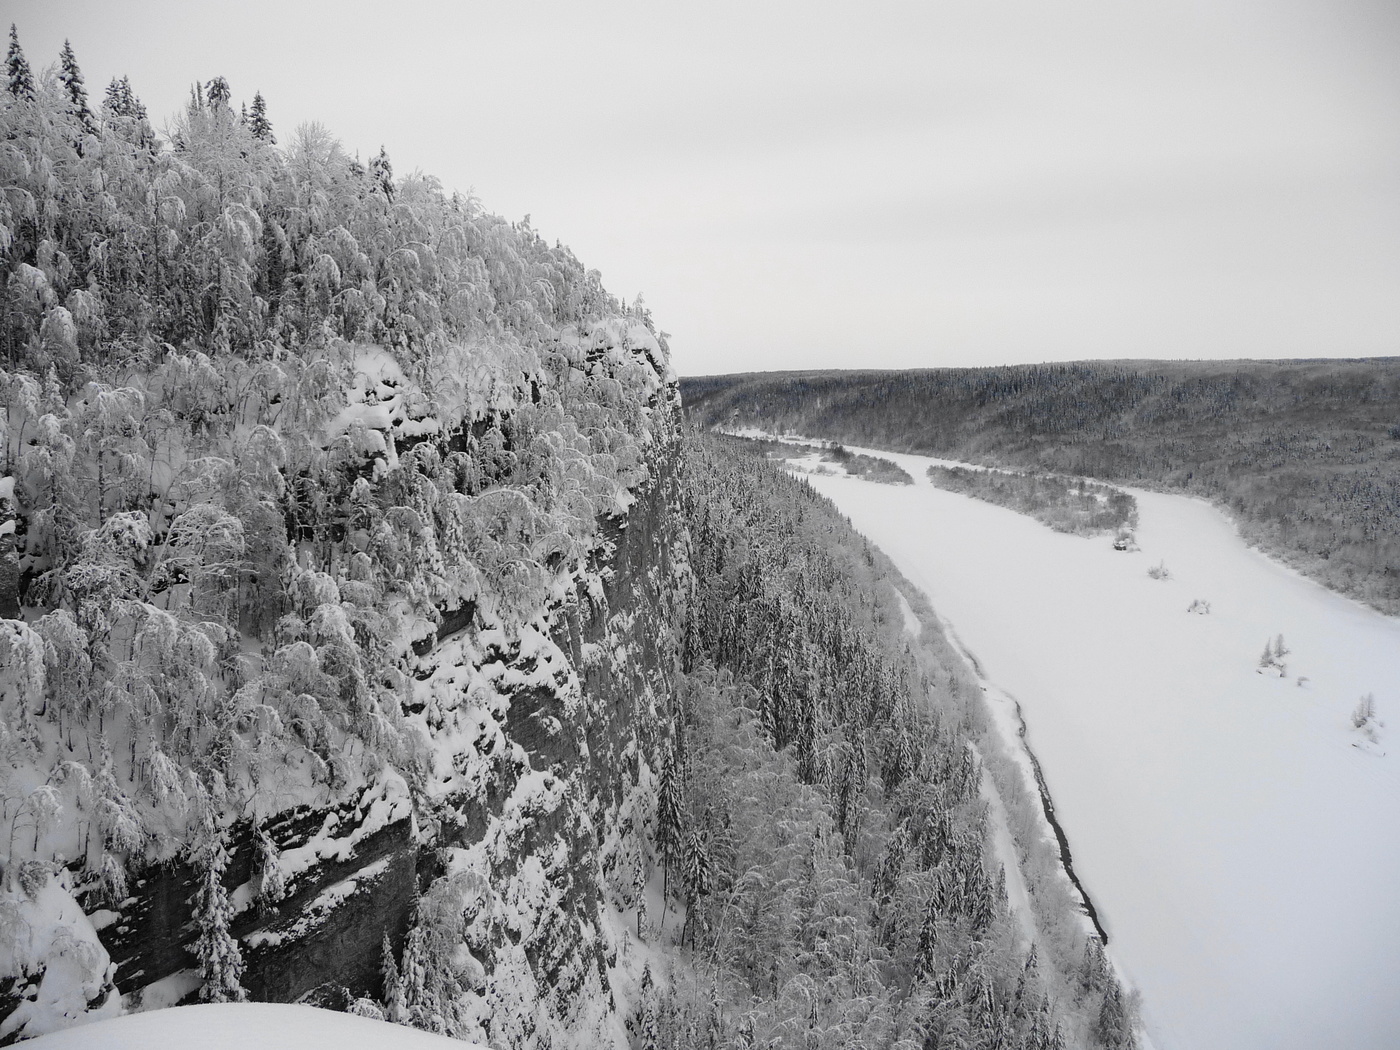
(794, 443, 1400, 1050)
(23, 1002, 483, 1050)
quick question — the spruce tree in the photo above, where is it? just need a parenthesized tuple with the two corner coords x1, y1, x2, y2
(103, 76, 126, 116)
(193, 821, 246, 1003)
(382, 932, 407, 1023)
(680, 827, 710, 946)
(1095, 982, 1136, 1049)
(248, 91, 275, 143)
(124, 76, 148, 120)
(5, 24, 34, 101)
(58, 39, 96, 133)
(655, 746, 684, 899)
(206, 75, 231, 111)
(102, 75, 146, 121)
(370, 147, 395, 201)
(635, 965, 660, 1050)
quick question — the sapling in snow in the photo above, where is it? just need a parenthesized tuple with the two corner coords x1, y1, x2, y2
(1256, 635, 1289, 677)
(1351, 694, 1382, 744)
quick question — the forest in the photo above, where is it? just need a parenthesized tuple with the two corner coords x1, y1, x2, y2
(647, 432, 1136, 1049)
(682, 362, 1400, 613)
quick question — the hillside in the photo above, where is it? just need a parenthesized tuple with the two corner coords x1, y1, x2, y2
(682, 361, 1400, 613)
(662, 433, 1135, 1049)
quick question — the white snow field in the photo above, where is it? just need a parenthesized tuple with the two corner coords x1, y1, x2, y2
(797, 446, 1400, 1050)
(24, 1002, 484, 1050)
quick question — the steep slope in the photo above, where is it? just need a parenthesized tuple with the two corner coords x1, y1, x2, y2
(0, 42, 680, 1046)
(645, 434, 1139, 1050)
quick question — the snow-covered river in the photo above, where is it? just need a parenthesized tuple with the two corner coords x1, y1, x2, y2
(799, 447, 1400, 1050)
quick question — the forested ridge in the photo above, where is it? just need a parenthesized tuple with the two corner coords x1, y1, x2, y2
(683, 361, 1400, 612)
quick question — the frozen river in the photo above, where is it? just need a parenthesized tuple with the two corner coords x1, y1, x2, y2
(798, 447, 1400, 1050)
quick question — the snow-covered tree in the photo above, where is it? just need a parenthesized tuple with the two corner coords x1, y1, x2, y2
(1351, 693, 1383, 746)
(5, 25, 34, 101)
(370, 146, 394, 201)
(253, 823, 285, 909)
(205, 75, 231, 113)
(1257, 634, 1290, 677)
(680, 827, 710, 946)
(192, 818, 245, 1003)
(57, 40, 95, 134)
(248, 91, 274, 143)
(655, 746, 683, 899)
(381, 932, 407, 1023)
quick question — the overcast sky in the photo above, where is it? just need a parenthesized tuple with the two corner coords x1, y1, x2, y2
(13, 1, 1400, 376)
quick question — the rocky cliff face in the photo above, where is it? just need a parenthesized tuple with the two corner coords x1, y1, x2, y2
(0, 434, 685, 1046)
(0, 56, 686, 1043)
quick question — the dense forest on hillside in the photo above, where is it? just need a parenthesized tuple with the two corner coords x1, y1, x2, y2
(683, 362, 1400, 613)
(643, 433, 1137, 1050)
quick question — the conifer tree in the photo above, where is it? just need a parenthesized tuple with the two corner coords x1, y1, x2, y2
(5, 25, 34, 101)
(1095, 982, 1136, 1049)
(370, 146, 395, 201)
(58, 40, 95, 133)
(103, 76, 125, 116)
(248, 91, 275, 143)
(382, 932, 407, 1023)
(635, 965, 660, 1050)
(102, 75, 145, 120)
(193, 820, 246, 1002)
(123, 76, 147, 120)
(681, 827, 711, 946)
(206, 75, 231, 112)
(655, 746, 684, 899)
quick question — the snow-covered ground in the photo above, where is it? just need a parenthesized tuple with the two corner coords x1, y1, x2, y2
(796, 445, 1400, 1050)
(23, 1002, 483, 1050)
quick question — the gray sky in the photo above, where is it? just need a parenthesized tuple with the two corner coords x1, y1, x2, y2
(14, 0, 1400, 375)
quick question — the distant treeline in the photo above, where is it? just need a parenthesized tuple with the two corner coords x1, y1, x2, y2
(683, 361, 1400, 613)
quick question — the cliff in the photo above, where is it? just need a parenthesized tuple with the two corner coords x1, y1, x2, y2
(0, 52, 685, 1047)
